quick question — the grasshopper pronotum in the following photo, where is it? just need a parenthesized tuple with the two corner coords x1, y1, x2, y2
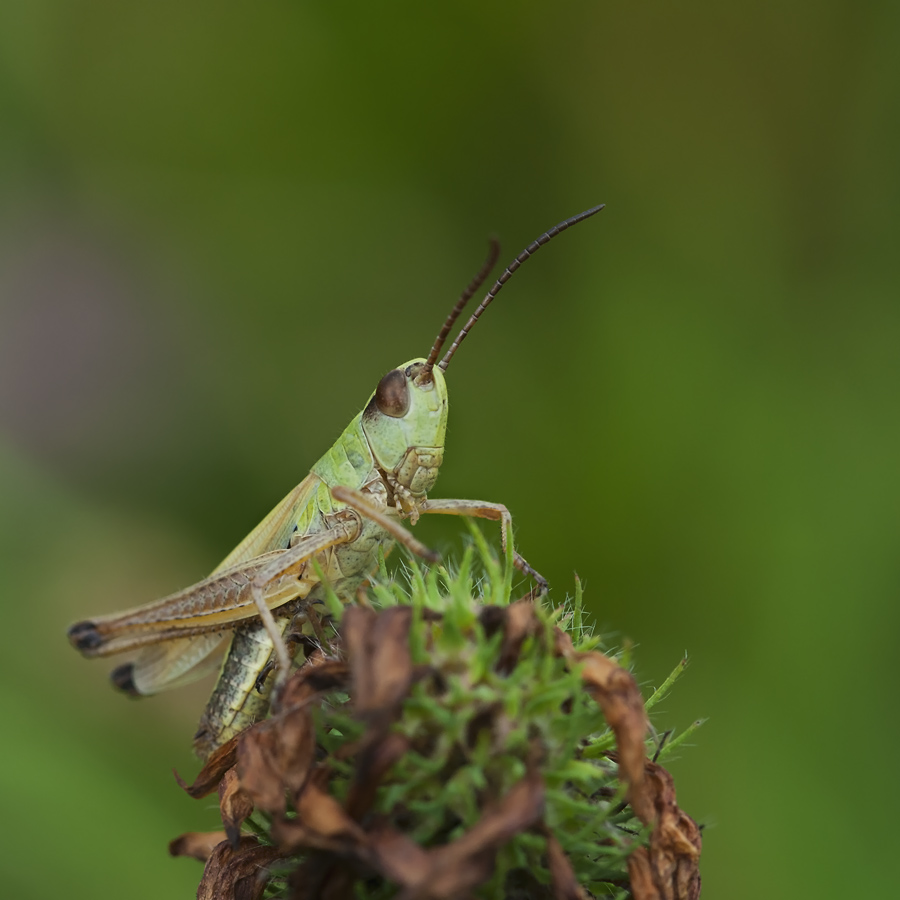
(68, 205, 604, 758)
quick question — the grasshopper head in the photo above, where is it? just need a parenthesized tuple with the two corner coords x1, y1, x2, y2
(360, 206, 604, 509)
(361, 359, 448, 499)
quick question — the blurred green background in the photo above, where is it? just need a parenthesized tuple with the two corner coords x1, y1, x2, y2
(2, 2, 898, 897)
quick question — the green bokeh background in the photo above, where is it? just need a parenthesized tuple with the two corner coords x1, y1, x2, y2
(2, 3, 897, 897)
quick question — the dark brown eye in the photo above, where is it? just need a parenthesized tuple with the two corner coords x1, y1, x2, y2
(374, 368, 410, 418)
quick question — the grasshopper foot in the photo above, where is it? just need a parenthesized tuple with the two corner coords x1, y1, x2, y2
(513, 552, 549, 597)
(67, 620, 104, 653)
(110, 663, 142, 698)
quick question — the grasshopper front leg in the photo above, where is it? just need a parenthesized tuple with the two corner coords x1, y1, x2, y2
(330, 485, 440, 562)
(419, 498, 548, 594)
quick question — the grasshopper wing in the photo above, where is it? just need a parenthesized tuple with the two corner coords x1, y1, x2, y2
(214, 476, 319, 571)
(112, 633, 229, 695)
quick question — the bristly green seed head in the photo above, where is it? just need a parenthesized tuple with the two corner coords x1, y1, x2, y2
(361, 359, 448, 496)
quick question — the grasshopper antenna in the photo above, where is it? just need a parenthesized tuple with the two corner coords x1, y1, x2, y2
(421, 238, 501, 380)
(438, 204, 605, 371)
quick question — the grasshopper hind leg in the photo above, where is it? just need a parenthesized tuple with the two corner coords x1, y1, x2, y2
(67, 620, 104, 653)
(110, 663, 141, 697)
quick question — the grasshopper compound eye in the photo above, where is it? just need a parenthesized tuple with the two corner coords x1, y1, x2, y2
(374, 368, 410, 418)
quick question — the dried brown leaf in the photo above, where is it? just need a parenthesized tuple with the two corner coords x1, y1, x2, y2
(237, 724, 289, 814)
(220, 766, 255, 847)
(298, 777, 369, 841)
(197, 836, 284, 900)
(544, 830, 586, 900)
(425, 770, 544, 885)
(345, 730, 411, 820)
(278, 656, 350, 709)
(631, 761, 702, 900)
(175, 733, 241, 798)
(237, 702, 315, 815)
(554, 631, 701, 896)
(271, 819, 350, 857)
(555, 630, 649, 820)
(274, 706, 318, 798)
(235, 655, 348, 815)
(343, 606, 413, 720)
(368, 771, 545, 899)
(272, 778, 368, 854)
(366, 826, 431, 888)
(168, 830, 228, 862)
(498, 598, 542, 673)
(628, 847, 661, 900)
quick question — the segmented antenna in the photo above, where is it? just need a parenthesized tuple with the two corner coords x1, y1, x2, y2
(438, 205, 604, 371)
(422, 238, 501, 377)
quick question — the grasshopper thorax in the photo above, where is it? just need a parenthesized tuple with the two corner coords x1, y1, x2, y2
(361, 359, 448, 503)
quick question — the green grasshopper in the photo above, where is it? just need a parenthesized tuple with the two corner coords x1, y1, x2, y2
(68, 205, 603, 758)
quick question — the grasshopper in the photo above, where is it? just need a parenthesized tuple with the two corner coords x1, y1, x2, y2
(68, 205, 604, 758)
